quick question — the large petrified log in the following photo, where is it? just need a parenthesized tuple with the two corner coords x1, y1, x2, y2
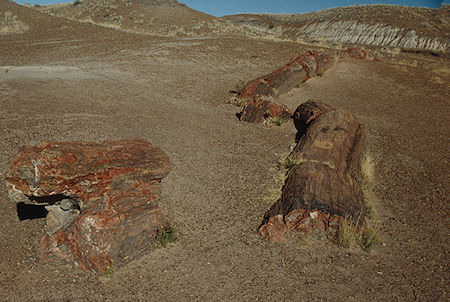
(5, 138, 171, 272)
(258, 100, 367, 242)
(238, 50, 339, 123)
(238, 47, 376, 124)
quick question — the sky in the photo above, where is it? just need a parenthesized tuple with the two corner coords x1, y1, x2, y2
(14, 0, 448, 17)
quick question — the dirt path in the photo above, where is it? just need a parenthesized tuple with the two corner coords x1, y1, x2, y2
(0, 29, 448, 301)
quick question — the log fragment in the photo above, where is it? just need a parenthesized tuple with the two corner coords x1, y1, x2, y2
(258, 100, 368, 242)
(5, 138, 171, 272)
(240, 96, 291, 124)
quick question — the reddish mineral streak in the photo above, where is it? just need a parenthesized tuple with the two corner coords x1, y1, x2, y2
(5, 138, 171, 273)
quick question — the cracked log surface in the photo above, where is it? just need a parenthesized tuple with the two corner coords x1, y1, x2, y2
(259, 100, 367, 242)
(238, 48, 375, 124)
(239, 50, 338, 124)
(5, 138, 170, 272)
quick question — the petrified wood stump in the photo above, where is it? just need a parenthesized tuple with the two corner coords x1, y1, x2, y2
(259, 100, 368, 242)
(5, 138, 171, 272)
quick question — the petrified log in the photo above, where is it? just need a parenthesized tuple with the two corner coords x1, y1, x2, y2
(240, 96, 291, 124)
(238, 47, 377, 124)
(259, 100, 367, 242)
(5, 138, 171, 272)
(239, 50, 337, 100)
(238, 50, 339, 123)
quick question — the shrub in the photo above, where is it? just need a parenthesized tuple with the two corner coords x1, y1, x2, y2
(157, 225, 177, 248)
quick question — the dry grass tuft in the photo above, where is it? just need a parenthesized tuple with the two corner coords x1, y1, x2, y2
(0, 11, 29, 35)
(261, 155, 303, 204)
(429, 67, 450, 85)
(266, 115, 291, 126)
(360, 153, 378, 219)
(336, 218, 358, 248)
(336, 217, 382, 252)
(227, 95, 250, 107)
(359, 226, 383, 252)
(280, 156, 304, 170)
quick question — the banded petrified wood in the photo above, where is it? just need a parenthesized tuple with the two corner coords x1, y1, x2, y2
(5, 138, 171, 272)
(259, 100, 368, 242)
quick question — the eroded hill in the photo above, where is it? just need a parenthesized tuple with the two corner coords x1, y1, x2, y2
(35, 0, 215, 36)
(35, 1, 450, 57)
(221, 5, 450, 55)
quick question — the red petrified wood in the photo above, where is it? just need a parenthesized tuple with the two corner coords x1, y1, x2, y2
(238, 50, 339, 123)
(238, 47, 377, 124)
(258, 100, 368, 242)
(5, 138, 171, 272)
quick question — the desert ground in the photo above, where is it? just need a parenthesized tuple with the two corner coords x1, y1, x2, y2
(0, 1, 449, 301)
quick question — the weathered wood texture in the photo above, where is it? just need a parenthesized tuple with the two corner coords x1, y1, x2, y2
(238, 47, 376, 124)
(239, 96, 291, 124)
(238, 50, 339, 123)
(5, 138, 171, 272)
(259, 100, 367, 242)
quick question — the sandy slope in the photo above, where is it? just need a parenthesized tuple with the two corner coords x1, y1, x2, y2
(0, 1, 449, 301)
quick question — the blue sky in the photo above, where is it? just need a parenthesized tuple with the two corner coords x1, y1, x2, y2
(14, 0, 447, 17)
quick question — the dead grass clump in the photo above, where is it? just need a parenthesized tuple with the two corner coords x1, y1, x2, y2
(0, 11, 29, 35)
(336, 218, 382, 252)
(336, 218, 358, 248)
(280, 156, 304, 170)
(227, 96, 250, 107)
(262, 155, 303, 204)
(266, 115, 291, 126)
(359, 226, 383, 252)
(360, 153, 378, 219)
(234, 79, 247, 94)
(429, 67, 450, 85)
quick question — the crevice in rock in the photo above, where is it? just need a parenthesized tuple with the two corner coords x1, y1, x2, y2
(27, 194, 71, 205)
(18, 194, 81, 235)
(16, 202, 48, 221)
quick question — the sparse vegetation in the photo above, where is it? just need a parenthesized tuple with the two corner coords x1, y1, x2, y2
(266, 115, 291, 126)
(280, 156, 304, 170)
(316, 70, 325, 77)
(227, 95, 250, 107)
(262, 155, 304, 203)
(428, 67, 450, 85)
(103, 262, 115, 278)
(157, 225, 177, 248)
(359, 226, 383, 252)
(0, 11, 29, 35)
(360, 153, 378, 219)
(234, 79, 247, 94)
(336, 218, 358, 249)
(336, 217, 382, 252)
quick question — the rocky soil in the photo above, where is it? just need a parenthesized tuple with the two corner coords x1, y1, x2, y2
(0, 0, 449, 301)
